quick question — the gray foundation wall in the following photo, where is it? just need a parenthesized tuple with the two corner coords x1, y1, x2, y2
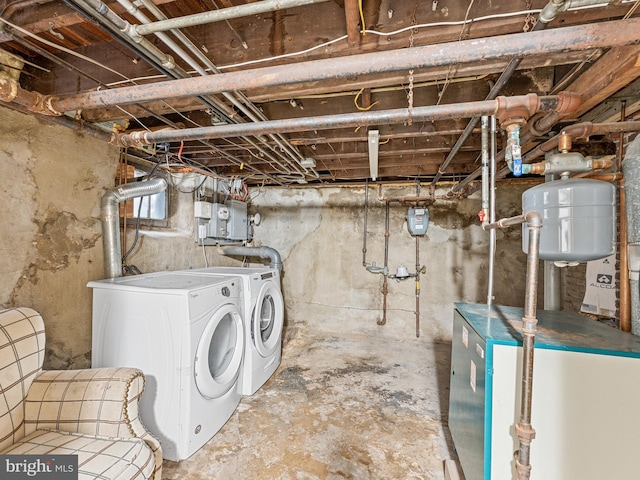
(2, 105, 536, 369)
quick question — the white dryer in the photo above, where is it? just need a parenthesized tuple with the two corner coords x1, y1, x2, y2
(88, 272, 244, 462)
(189, 266, 284, 396)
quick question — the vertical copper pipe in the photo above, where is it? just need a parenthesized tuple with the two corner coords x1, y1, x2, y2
(378, 201, 390, 326)
(362, 180, 369, 267)
(618, 101, 631, 332)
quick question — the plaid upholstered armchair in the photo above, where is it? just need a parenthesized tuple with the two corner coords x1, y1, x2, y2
(0, 307, 162, 480)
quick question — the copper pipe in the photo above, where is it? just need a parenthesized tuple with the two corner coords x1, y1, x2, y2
(378, 201, 390, 326)
(451, 118, 640, 197)
(620, 178, 631, 331)
(362, 180, 369, 267)
(447, 110, 559, 197)
(430, 34, 534, 190)
(44, 18, 640, 115)
(572, 170, 622, 181)
(377, 184, 434, 205)
(619, 101, 631, 332)
(529, 157, 614, 176)
(524, 121, 640, 163)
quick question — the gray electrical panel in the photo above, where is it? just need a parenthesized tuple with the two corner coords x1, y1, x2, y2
(225, 200, 249, 241)
(407, 207, 429, 236)
(194, 199, 252, 244)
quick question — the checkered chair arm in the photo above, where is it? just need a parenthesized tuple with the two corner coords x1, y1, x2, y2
(0, 308, 162, 480)
(0, 307, 45, 452)
(24, 368, 162, 480)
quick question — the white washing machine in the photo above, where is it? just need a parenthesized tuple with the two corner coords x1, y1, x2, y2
(189, 266, 284, 396)
(88, 272, 244, 462)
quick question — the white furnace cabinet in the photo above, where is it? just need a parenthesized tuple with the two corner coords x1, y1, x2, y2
(449, 302, 640, 480)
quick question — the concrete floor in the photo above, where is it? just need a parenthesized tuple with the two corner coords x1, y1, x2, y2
(162, 331, 456, 479)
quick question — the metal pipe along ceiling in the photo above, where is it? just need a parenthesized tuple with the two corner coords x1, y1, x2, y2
(134, 0, 332, 36)
(65, 0, 310, 180)
(429, 15, 550, 192)
(114, 94, 572, 146)
(44, 18, 640, 115)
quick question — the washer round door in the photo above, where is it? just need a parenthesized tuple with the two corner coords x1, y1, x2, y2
(252, 281, 285, 358)
(194, 303, 244, 399)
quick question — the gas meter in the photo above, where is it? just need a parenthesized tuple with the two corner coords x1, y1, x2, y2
(407, 207, 429, 236)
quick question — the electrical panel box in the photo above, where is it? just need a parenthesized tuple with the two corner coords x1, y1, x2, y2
(225, 200, 248, 241)
(449, 302, 640, 480)
(194, 200, 252, 244)
(407, 207, 429, 236)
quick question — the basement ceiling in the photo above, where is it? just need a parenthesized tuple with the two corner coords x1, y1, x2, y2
(1, 0, 639, 190)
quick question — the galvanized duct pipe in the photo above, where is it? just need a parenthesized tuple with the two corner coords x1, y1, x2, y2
(484, 211, 542, 480)
(115, 94, 576, 146)
(101, 177, 167, 278)
(220, 245, 283, 271)
(41, 18, 640, 116)
(622, 135, 640, 335)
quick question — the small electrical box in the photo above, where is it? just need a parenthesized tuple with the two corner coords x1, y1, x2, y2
(407, 207, 429, 236)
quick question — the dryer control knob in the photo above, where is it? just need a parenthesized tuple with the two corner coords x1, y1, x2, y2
(221, 286, 230, 297)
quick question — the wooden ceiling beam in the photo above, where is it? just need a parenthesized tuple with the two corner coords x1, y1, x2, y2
(567, 46, 640, 118)
(344, 0, 361, 48)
